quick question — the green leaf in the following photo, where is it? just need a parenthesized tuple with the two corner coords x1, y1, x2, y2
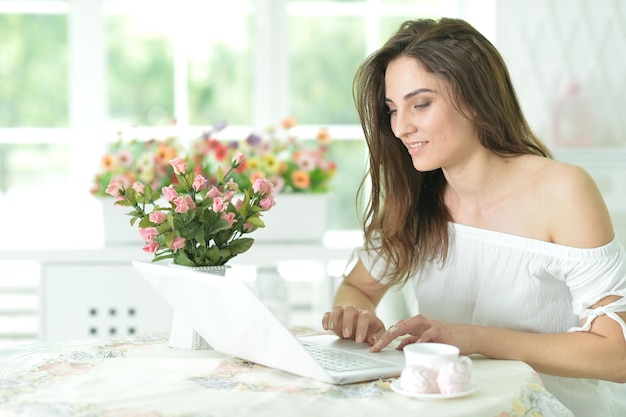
(138, 218, 152, 228)
(216, 166, 225, 183)
(152, 254, 174, 263)
(245, 214, 265, 228)
(174, 252, 195, 267)
(114, 199, 133, 207)
(125, 187, 137, 202)
(164, 230, 175, 247)
(143, 185, 154, 201)
(185, 171, 195, 187)
(228, 238, 254, 255)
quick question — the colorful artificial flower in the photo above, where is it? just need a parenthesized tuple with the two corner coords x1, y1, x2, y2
(188, 118, 337, 193)
(106, 155, 276, 267)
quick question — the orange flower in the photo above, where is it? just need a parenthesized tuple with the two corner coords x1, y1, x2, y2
(281, 116, 297, 130)
(291, 170, 310, 189)
(316, 127, 331, 145)
(101, 154, 117, 171)
(155, 145, 177, 165)
(277, 160, 288, 175)
(249, 171, 267, 184)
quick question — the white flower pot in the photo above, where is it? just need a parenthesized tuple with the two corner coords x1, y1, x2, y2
(252, 193, 329, 243)
(98, 197, 142, 246)
(167, 264, 229, 350)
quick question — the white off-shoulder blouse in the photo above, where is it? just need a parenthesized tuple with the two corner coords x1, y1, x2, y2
(357, 223, 626, 417)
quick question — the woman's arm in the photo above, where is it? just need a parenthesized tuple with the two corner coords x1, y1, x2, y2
(322, 259, 389, 345)
(371, 305, 626, 382)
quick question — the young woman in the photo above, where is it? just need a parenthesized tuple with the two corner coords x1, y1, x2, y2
(322, 18, 626, 416)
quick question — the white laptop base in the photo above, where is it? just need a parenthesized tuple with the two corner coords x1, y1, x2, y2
(132, 261, 404, 384)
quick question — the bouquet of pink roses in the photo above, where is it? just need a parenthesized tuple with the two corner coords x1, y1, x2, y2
(105, 153, 275, 267)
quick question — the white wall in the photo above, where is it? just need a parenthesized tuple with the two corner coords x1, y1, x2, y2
(494, 0, 626, 148)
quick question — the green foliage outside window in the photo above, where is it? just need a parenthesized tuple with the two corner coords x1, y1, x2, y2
(188, 17, 253, 126)
(107, 15, 174, 126)
(0, 14, 67, 127)
(288, 16, 363, 125)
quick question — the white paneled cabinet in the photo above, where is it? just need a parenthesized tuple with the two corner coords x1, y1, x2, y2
(42, 263, 173, 342)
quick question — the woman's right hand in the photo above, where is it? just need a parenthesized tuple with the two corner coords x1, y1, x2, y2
(322, 305, 387, 346)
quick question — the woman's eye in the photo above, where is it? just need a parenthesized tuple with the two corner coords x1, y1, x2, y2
(415, 101, 431, 109)
(387, 108, 397, 115)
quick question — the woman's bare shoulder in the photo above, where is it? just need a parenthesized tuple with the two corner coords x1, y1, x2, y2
(530, 157, 614, 248)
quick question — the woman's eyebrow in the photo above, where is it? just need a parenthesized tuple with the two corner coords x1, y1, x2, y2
(385, 88, 435, 104)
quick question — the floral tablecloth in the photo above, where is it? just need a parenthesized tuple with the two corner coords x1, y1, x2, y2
(0, 333, 573, 417)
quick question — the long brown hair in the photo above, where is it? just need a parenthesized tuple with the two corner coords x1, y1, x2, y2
(354, 18, 552, 286)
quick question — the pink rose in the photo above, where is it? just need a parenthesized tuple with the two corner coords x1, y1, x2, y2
(234, 199, 243, 210)
(139, 227, 158, 242)
(149, 211, 167, 224)
(131, 181, 144, 194)
(173, 196, 190, 213)
(184, 195, 196, 210)
(231, 151, 246, 168)
(252, 178, 273, 195)
(243, 223, 254, 232)
(170, 236, 186, 252)
(269, 175, 285, 193)
(169, 157, 188, 175)
(207, 186, 220, 198)
(162, 185, 178, 202)
(221, 212, 236, 227)
(212, 197, 227, 213)
(222, 190, 235, 202)
(225, 178, 239, 192)
(142, 241, 159, 254)
(192, 175, 208, 191)
(259, 196, 275, 210)
(105, 179, 124, 197)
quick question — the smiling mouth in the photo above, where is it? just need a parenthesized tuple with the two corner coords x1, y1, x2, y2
(407, 142, 427, 149)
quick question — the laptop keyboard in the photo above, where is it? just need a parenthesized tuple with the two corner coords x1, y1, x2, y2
(301, 341, 392, 373)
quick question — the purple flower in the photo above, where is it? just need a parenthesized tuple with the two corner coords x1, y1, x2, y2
(246, 133, 262, 146)
(213, 120, 228, 132)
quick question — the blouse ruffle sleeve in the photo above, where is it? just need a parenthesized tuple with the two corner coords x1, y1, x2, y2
(535, 238, 626, 340)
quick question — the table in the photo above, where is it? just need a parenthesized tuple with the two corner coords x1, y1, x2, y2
(0, 332, 574, 417)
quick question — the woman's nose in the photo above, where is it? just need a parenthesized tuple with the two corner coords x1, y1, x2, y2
(392, 109, 416, 139)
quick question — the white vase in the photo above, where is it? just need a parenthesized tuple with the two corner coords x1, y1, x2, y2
(252, 193, 329, 243)
(167, 264, 230, 350)
(98, 196, 142, 246)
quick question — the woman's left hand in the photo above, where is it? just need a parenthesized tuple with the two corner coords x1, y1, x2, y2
(369, 314, 467, 353)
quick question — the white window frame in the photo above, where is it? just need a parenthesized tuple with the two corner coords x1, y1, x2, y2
(0, 0, 471, 193)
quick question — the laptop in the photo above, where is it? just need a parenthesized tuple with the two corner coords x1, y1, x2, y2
(132, 261, 404, 384)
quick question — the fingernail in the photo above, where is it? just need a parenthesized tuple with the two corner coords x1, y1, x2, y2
(388, 324, 399, 333)
(343, 327, 350, 338)
(329, 321, 334, 330)
(356, 334, 363, 343)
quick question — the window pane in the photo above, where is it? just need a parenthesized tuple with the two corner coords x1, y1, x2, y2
(0, 14, 67, 127)
(288, 15, 364, 125)
(107, 14, 173, 126)
(0, 143, 69, 192)
(326, 139, 367, 229)
(188, 14, 253, 125)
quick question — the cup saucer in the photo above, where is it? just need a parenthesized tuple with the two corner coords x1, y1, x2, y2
(390, 379, 479, 400)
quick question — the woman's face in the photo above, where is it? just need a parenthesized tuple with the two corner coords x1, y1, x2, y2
(384, 56, 479, 172)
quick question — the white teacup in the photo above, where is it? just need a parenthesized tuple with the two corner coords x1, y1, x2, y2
(403, 343, 471, 373)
